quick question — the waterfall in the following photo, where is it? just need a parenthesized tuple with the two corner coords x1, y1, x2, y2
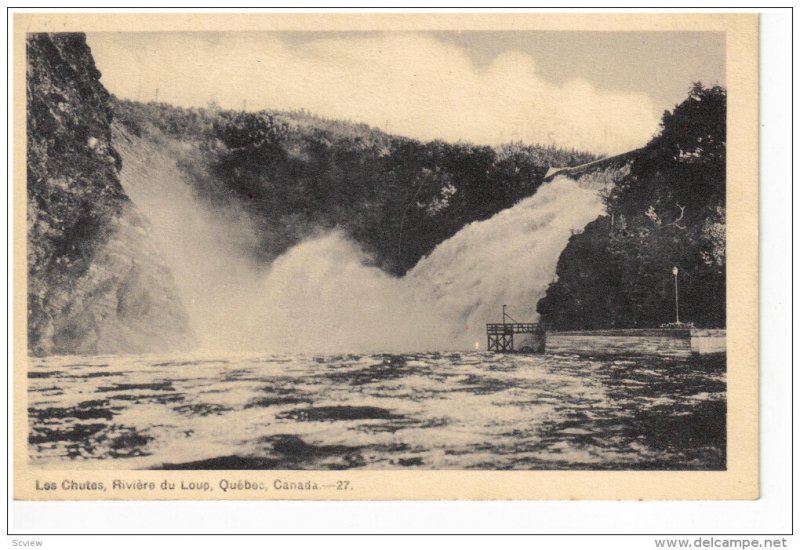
(408, 176, 605, 345)
(253, 176, 604, 352)
(116, 131, 604, 353)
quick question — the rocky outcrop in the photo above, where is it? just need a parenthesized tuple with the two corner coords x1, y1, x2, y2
(26, 33, 194, 355)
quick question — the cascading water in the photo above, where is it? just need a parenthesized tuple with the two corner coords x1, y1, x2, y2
(116, 131, 605, 353)
(256, 176, 605, 352)
(408, 176, 605, 346)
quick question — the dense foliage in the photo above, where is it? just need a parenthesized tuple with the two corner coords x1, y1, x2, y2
(114, 99, 596, 274)
(537, 84, 726, 329)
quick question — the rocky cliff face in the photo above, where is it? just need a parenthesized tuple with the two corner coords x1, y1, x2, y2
(26, 33, 194, 355)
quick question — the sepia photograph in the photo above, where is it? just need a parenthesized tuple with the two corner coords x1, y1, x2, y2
(13, 12, 760, 502)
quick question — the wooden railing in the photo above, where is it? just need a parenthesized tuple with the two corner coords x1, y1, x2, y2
(486, 323, 541, 335)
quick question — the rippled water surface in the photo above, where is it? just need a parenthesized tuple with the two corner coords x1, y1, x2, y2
(28, 352, 725, 470)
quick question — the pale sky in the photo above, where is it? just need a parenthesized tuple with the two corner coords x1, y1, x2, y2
(86, 31, 724, 155)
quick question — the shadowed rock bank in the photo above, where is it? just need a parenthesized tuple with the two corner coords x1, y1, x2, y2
(26, 33, 194, 355)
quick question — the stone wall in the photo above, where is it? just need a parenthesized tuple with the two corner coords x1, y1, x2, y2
(544, 329, 725, 358)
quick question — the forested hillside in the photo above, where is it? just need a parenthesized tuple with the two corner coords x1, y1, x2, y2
(537, 84, 726, 329)
(113, 100, 597, 275)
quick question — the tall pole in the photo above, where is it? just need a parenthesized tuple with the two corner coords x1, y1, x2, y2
(503, 304, 507, 325)
(672, 266, 680, 324)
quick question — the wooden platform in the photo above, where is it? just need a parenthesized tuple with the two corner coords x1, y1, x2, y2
(486, 323, 543, 352)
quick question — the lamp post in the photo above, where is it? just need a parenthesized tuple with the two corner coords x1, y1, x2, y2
(672, 266, 680, 324)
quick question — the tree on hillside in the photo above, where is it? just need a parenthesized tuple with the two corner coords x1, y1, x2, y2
(609, 83, 726, 223)
(538, 83, 726, 329)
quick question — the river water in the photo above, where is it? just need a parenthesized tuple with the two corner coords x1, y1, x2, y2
(28, 351, 725, 470)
